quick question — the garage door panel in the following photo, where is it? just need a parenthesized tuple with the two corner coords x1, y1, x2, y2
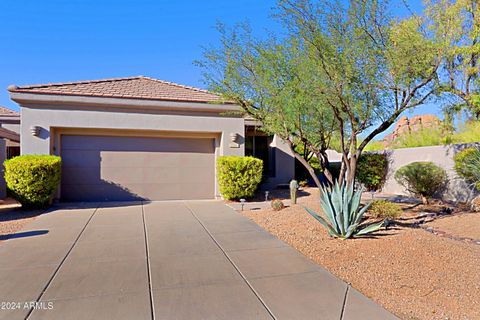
(99, 167, 179, 184)
(61, 150, 101, 168)
(98, 152, 203, 168)
(177, 153, 215, 167)
(62, 167, 102, 185)
(60, 183, 144, 202)
(96, 166, 214, 184)
(60, 135, 215, 201)
(62, 135, 214, 153)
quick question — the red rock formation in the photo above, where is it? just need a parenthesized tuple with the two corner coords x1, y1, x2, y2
(382, 114, 442, 147)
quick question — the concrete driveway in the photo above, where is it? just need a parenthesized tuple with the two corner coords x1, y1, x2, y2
(0, 201, 397, 320)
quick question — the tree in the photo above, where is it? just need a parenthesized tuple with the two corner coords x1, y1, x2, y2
(196, 24, 338, 187)
(198, 0, 440, 186)
(426, 0, 480, 118)
(277, 0, 440, 185)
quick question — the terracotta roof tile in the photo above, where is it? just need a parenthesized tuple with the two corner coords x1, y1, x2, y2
(0, 106, 19, 116)
(9, 76, 228, 104)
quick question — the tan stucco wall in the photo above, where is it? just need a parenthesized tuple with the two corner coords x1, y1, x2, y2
(18, 101, 296, 196)
(0, 139, 6, 199)
(20, 106, 245, 157)
(269, 135, 295, 185)
(381, 144, 479, 202)
(1, 123, 20, 134)
(20, 104, 245, 199)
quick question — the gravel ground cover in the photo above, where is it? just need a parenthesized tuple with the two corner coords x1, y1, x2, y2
(241, 188, 480, 320)
(425, 212, 480, 241)
(0, 199, 41, 241)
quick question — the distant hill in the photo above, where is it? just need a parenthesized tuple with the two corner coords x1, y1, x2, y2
(383, 114, 442, 147)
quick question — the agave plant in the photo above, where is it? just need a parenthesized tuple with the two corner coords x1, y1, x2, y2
(305, 182, 383, 239)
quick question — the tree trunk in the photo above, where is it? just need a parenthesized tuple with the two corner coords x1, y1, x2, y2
(346, 155, 358, 186)
(286, 142, 322, 188)
(316, 151, 334, 186)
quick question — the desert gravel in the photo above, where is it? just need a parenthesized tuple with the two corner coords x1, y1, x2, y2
(241, 188, 480, 320)
(426, 212, 480, 241)
(0, 199, 41, 241)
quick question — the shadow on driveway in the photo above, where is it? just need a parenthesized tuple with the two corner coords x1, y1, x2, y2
(0, 229, 49, 241)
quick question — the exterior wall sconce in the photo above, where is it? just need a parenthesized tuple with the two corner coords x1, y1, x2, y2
(229, 132, 241, 148)
(30, 126, 41, 137)
(230, 133, 240, 143)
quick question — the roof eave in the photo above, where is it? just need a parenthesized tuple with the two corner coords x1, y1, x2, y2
(0, 127, 20, 142)
(10, 92, 241, 114)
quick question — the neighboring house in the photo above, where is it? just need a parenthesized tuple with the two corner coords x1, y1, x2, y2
(0, 107, 20, 158)
(8, 76, 294, 201)
(0, 106, 20, 198)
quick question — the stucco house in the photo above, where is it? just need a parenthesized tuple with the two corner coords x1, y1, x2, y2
(0, 107, 20, 158)
(8, 76, 294, 202)
(0, 106, 21, 198)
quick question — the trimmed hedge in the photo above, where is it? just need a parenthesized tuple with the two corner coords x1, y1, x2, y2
(4, 155, 62, 208)
(356, 153, 389, 191)
(217, 156, 263, 200)
(454, 147, 480, 190)
(394, 161, 447, 204)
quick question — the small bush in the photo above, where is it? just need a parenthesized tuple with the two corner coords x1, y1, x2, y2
(299, 180, 309, 188)
(4, 155, 62, 208)
(394, 161, 447, 204)
(271, 199, 285, 211)
(356, 153, 389, 191)
(368, 200, 403, 219)
(217, 156, 263, 200)
(454, 147, 480, 190)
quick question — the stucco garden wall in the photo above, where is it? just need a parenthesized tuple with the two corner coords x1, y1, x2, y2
(381, 143, 479, 202)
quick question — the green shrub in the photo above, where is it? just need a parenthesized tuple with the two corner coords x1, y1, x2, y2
(4, 155, 62, 208)
(454, 147, 480, 190)
(299, 180, 309, 188)
(217, 156, 263, 200)
(394, 162, 447, 204)
(368, 200, 403, 219)
(356, 153, 389, 191)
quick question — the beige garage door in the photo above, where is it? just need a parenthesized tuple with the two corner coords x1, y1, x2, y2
(60, 135, 215, 201)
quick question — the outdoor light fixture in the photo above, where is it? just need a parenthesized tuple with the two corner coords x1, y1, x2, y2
(230, 133, 240, 143)
(30, 126, 41, 137)
(229, 132, 241, 148)
(240, 198, 246, 211)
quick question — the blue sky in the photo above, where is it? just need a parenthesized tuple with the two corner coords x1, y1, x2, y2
(0, 0, 434, 125)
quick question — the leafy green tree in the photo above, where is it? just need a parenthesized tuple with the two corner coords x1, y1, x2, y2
(426, 0, 480, 118)
(198, 0, 439, 186)
(276, 0, 440, 185)
(197, 24, 337, 187)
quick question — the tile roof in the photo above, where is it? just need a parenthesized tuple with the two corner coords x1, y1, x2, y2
(8, 76, 227, 104)
(0, 106, 19, 117)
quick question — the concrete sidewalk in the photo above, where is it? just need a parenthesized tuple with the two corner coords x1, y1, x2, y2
(0, 201, 398, 320)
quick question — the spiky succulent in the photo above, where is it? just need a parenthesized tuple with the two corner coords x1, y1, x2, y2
(305, 182, 383, 239)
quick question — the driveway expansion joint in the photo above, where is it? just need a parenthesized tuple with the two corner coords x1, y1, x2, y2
(340, 284, 350, 320)
(184, 202, 277, 320)
(141, 201, 155, 320)
(24, 204, 100, 320)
